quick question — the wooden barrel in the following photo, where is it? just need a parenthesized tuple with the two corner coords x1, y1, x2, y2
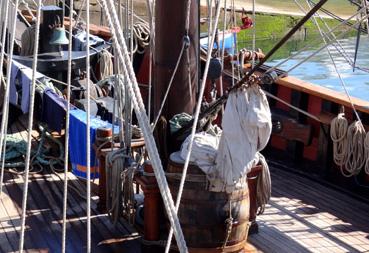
(167, 152, 250, 252)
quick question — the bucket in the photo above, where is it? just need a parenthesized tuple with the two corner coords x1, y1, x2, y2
(167, 152, 250, 252)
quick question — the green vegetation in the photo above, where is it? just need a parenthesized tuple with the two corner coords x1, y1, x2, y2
(237, 13, 343, 41)
(255, 0, 357, 17)
(236, 13, 357, 60)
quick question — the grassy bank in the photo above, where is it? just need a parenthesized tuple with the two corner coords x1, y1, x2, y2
(237, 13, 343, 41)
(253, 0, 356, 17)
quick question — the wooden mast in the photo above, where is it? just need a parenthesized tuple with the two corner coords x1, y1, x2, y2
(153, 0, 199, 161)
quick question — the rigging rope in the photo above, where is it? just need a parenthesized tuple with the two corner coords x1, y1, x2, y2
(152, 42, 186, 130)
(61, 0, 74, 251)
(165, 0, 222, 251)
(85, 0, 92, 250)
(267, 6, 369, 74)
(251, 0, 256, 68)
(101, 0, 188, 251)
(219, 0, 227, 102)
(0, 0, 11, 197)
(19, 0, 42, 251)
(145, 0, 154, 120)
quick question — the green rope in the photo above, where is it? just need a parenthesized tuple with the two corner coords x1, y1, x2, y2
(1, 123, 64, 170)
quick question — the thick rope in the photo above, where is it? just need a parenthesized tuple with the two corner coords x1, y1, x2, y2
(342, 121, 366, 177)
(61, 0, 74, 251)
(86, 0, 92, 251)
(0, 0, 10, 196)
(165, 1, 222, 252)
(106, 151, 127, 224)
(19, 0, 42, 251)
(99, 49, 114, 80)
(330, 113, 348, 167)
(101, 0, 188, 251)
(256, 153, 271, 215)
(132, 22, 150, 54)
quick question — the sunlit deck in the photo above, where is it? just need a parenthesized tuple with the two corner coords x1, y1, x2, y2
(0, 120, 368, 252)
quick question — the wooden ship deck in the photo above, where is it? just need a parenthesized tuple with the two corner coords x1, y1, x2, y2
(1, 121, 368, 253)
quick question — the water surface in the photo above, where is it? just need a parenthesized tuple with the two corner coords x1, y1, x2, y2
(266, 36, 369, 102)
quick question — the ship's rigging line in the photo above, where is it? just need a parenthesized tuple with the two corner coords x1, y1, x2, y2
(292, 2, 364, 119)
(304, 0, 366, 72)
(267, 6, 369, 75)
(101, 0, 188, 251)
(145, 0, 154, 120)
(296, 0, 368, 177)
(283, 13, 369, 81)
(308, 0, 369, 34)
(18, 0, 42, 251)
(219, 0, 227, 103)
(151, 39, 186, 131)
(307, 1, 369, 73)
(0, 0, 11, 196)
(251, 0, 256, 68)
(173, 0, 328, 139)
(301, 0, 364, 123)
(266, 8, 365, 73)
(61, 0, 74, 251)
(165, 0, 222, 251)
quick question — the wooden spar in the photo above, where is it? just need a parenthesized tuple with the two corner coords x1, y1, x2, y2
(153, 0, 199, 118)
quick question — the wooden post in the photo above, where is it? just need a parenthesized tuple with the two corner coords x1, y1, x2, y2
(94, 127, 112, 212)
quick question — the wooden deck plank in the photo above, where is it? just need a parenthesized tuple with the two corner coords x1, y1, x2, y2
(249, 166, 369, 253)
(12, 120, 62, 251)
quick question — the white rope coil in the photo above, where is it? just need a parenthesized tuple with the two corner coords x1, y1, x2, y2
(330, 113, 348, 167)
(343, 121, 366, 177)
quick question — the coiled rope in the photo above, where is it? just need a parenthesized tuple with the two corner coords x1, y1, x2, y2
(132, 22, 150, 54)
(105, 150, 126, 224)
(330, 113, 368, 177)
(99, 49, 114, 80)
(330, 113, 348, 167)
(343, 121, 366, 177)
